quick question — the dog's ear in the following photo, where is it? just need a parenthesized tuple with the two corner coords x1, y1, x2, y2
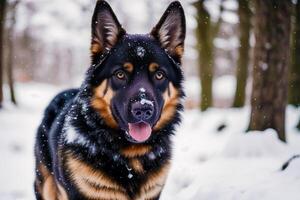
(91, 0, 125, 60)
(151, 1, 186, 60)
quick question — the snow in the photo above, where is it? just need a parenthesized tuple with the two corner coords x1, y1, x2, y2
(259, 61, 269, 71)
(64, 125, 78, 143)
(203, 0, 223, 22)
(140, 98, 154, 106)
(214, 37, 240, 50)
(203, 0, 238, 24)
(213, 75, 236, 100)
(0, 83, 61, 199)
(128, 173, 133, 179)
(265, 43, 272, 50)
(136, 46, 146, 58)
(184, 75, 236, 105)
(223, 0, 238, 10)
(64, 126, 89, 146)
(139, 87, 146, 93)
(161, 108, 300, 200)
(221, 11, 239, 24)
(1, 83, 300, 199)
(113, 154, 120, 162)
(148, 152, 156, 160)
(220, 129, 290, 158)
(64, 125, 97, 155)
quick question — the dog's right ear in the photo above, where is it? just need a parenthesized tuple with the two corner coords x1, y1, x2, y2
(151, 1, 186, 61)
(91, 0, 125, 62)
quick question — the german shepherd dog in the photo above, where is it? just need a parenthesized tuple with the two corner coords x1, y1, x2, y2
(34, 1, 185, 199)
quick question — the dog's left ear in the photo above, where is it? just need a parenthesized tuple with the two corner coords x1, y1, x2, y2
(91, 1, 125, 61)
(151, 1, 186, 60)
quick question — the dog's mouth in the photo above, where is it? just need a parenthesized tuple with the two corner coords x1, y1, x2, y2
(112, 106, 153, 143)
(112, 103, 156, 143)
(127, 122, 152, 143)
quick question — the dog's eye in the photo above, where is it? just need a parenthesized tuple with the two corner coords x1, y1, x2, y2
(115, 70, 126, 80)
(155, 71, 165, 80)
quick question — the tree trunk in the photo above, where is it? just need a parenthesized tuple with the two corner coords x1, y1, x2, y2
(288, 0, 300, 106)
(232, 0, 251, 107)
(6, 1, 18, 105)
(248, 0, 292, 142)
(7, 39, 16, 104)
(194, 0, 213, 111)
(0, 0, 7, 108)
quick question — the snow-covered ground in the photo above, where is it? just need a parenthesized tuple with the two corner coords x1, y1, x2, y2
(0, 83, 61, 200)
(0, 82, 300, 200)
(161, 109, 300, 200)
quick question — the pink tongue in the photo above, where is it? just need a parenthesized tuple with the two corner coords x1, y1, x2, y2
(128, 122, 152, 142)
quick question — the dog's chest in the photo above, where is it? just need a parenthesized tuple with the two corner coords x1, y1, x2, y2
(64, 148, 170, 200)
(133, 162, 170, 200)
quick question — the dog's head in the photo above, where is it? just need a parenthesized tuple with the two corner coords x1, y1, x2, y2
(88, 0, 185, 143)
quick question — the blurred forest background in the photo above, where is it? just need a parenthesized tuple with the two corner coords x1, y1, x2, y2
(0, 0, 300, 140)
(1, 0, 300, 199)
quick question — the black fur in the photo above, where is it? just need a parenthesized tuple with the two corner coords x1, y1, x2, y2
(34, 1, 185, 199)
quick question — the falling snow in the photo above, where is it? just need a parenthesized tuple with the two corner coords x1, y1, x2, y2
(113, 154, 120, 161)
(259, 61, 269, 71)
(265, 42, 272, 49)
(128, 173, 133, 179)
(148, 152, 156, 160)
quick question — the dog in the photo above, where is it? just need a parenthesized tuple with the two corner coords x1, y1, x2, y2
(34, 1, 185, 199)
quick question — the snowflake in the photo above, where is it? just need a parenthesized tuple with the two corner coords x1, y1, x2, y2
(128, 173, 133, 179)
(139, 87, 146, 93)
(136, 46, 146, 58)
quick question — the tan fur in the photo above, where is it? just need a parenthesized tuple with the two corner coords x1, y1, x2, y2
(42, 175, 58, 200)
(121, 145, 152, 158)
(91, 43, 102, 56)
(148, 62, 159, 72)
(91, 79, 118, 128)
(79, 187, 129, 200)
(57, 184, 69, 200)
(37, 163, 68, 200)
(154, 83, 179, 130)
(175, 45, 184, 58)
(35, 181, 43, 199)
(123, 62, 134, 73)
(66, 153, 128, 200)
(136, 162, 170, 200)
(130, 158, 144, 173)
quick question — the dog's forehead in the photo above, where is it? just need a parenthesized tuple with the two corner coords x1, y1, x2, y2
(113, 34, 168, 63)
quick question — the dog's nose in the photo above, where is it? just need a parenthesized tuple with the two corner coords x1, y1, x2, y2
(131, 101, 154, 121)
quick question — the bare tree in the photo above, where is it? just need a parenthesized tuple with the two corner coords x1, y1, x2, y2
(5, 0, 19, 105)
(248, 0, 292, 142)
(0, 0, 7, 108)
(232, 0, 251, 107)
(289, 0, 300, 107)
(194, 0, 223, 111)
